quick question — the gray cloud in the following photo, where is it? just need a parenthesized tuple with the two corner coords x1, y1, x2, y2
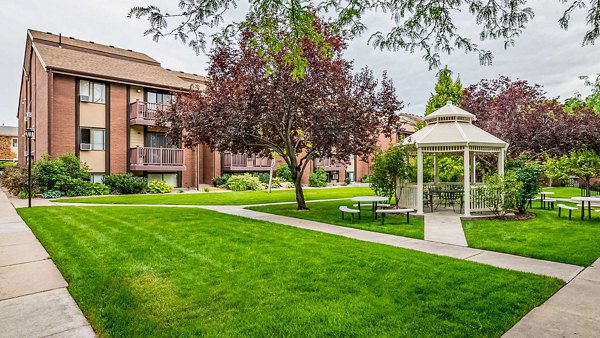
(1, 0, 598, 125)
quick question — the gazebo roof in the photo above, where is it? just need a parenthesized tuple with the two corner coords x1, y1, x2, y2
(403, 102, 508, 149)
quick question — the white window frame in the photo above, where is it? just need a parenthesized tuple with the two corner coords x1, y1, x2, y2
(12, 138, 18, 147)
(79, 80, 106, 104)
(80, 127, 105, 151)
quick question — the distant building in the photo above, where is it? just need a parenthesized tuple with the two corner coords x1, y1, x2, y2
(0, 125, 18, 161)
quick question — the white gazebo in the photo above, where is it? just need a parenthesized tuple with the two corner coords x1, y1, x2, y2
(402, 101, 508, 216)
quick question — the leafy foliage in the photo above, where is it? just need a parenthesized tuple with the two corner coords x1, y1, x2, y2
(160, 22, 401, 209)
(425, 66, 463, 115)
(130, 1, 600, 73)
(276, 164, 292, 182)
(225, 174, 264, 191)
(148, 180, 174, 194)
(41, 189, 63, 199)
(544, 155, 570, 186)
(507, 155, 544, 214)
(0, 165, 36, 196)
(561, 148, 600, 196)
(308, 168, 328, 187)
(482, 173, 521, 218)
(102, 174, 148, 195)
(213, 174, 232, 187)
(461, 76, 600, 157)
(33, 153, 90, 194)
(370, 145, 410, 205)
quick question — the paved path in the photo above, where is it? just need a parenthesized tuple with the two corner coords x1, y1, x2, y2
(201, 206, 582, 282)
(0, 191, 94, 337)
(424, 213, 468, 246)
(504, 257, 600, 337)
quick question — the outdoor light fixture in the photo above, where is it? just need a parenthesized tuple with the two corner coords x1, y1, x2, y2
(25, 128, 34, 208)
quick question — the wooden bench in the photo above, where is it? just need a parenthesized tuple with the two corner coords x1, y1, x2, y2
(339, 206, 361, 223)
(558, 204, 577, 220)
(376, 208, 415, 225)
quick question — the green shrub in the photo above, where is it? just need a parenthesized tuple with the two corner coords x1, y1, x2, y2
(102, 173, 147, 194)
(507, 154, 544, 214)
(0, 165, 37, 196)
(482, 173, 521, 217)
(276, 164, 292, 182)
(360, 175, 371, 183)
(34, 153, 89, 194)
(17, 190, 30, 199)
(344, 177, 351, 185)
(225, 174, 264, 191)
(309, 168, 328, 187)
(90, 183, 110, 195)
(213, 174, 232, 187)
(42, 190, 63, 199)
(0, 161, 15, 172)
(148, 180, 173, 194)
(253, 172, 271, 184)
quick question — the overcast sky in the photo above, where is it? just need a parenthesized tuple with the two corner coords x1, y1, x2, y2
(1, 0, 598, 126)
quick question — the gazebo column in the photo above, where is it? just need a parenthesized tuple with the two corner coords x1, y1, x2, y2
(463, 147, 471, 216)
(471, 152, 476, 184)
(416, 148, 424, 215)
(498, 148, 505, 177)
(434, 154, 439, 185)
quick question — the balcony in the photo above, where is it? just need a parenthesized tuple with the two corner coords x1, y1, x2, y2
(130, 147, 186, 172)
(129, 101, 170, 126)
(315, 157, 344, 171)
(222, 153, 272, 172)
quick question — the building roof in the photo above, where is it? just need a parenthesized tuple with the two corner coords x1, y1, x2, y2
(27, 29, 207, 91)
(0, 125, 18, 137)
(403, 102, 507, 148)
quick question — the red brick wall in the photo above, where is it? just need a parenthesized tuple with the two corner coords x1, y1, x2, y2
(50, 74, 76, 156)
(109, 83, 127, 174)
(181, 147, 197, 188)
(17, 72, 27, 166)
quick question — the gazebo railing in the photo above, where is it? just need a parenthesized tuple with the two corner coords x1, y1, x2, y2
(397, 185, 418, 209)
(397, 183, 492, 213)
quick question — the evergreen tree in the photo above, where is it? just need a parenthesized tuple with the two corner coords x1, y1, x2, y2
(424, 66, 463, 115)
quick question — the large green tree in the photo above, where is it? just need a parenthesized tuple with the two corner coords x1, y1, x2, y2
(129, 1, 600, 79)
(425, 66, 463, 115)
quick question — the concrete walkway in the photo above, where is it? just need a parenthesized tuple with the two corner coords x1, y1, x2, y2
(504, 257, 600, 337)
(424, 213, 468, 246)
(0, 191, 94, 337)
(201, 206, 582, 282)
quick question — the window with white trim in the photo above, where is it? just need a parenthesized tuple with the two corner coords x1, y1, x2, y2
(79, 80, 106, 104)
(80, 128, 105, 151)
(12, 138, 17, 147)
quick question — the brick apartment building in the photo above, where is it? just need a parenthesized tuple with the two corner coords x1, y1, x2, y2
(18, 29, 420, 188)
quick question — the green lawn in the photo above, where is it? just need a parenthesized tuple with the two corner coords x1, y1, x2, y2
(19, 206, 562, 337)
(55, 186, 374, 205)
(250, 200, 424, 239)
(463, 202, 600, 266)
(540, 186, 585, 199)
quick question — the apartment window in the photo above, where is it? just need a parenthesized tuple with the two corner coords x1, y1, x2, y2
(331, 171, 339, 182)
(79, 80, 106, 104)
(80, 128, 105, 151)
(12, 138, 17, 147)
(146, 90, 172, 104)
(90, 174, 104, 183)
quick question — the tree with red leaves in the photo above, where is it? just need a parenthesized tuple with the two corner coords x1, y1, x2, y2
(461, 77, 600, 158)
(161, 22, 402, 209)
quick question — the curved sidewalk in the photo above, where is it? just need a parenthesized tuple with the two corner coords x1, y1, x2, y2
(0, 191, 94, 337)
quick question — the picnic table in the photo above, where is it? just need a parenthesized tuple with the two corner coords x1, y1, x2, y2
(351, 196, 390, 220)
(570, 196, 600, 220)
(539, 191, 555, 209)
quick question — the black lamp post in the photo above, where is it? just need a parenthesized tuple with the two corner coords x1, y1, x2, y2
(25, 128, 34, 208)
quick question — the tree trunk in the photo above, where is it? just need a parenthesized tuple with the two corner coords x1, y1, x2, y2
(294, 177, 308, 210)
(292, 169, 308, 210)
